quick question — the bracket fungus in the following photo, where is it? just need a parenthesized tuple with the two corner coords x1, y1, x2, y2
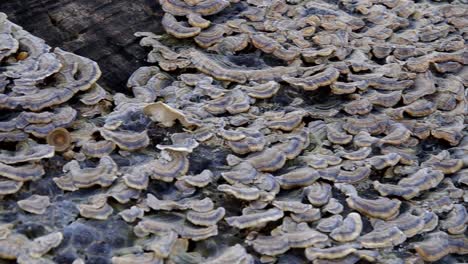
(358, 226, 407, 249)
(17, 195, 50, 215)
(305, 245, 359, 261)
(0, 162, 44, 182)
(54, 156, 118, 191)
(225, 208, 284, 229)
(330, 212, 363, 242)
(276, 167, 320, 189)
(1, 0, 467, 261)
(159, 0, 230, 16)
(78, 195, 114, 220)
(344, 191, 401, 220)
(282, 67, 340, 91)
(0, 140, 54, 164)
(317, 215, 343, 233)
(205, 244, 254, 264)
(304, 182, 332, 207)
(99, 128, 150, 151)
(414, 231, 468, 262)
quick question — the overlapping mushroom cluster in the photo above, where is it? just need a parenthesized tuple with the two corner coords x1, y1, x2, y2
(0, 13, 110, 198)
(0, 0, 467, 263)
(0, 13, 114, 263)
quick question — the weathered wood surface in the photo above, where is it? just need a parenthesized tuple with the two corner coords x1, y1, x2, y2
(0, 0, 164, 93)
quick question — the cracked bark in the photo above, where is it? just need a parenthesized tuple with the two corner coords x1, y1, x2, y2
(0, 0, 164, 93)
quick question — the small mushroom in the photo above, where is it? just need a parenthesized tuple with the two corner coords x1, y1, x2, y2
(46, 127, 71, 152)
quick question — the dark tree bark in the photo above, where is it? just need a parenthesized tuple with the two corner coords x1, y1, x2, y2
(0, 0, 164, 93)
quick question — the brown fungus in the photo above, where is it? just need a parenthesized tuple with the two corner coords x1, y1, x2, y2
(46, 127, 71, 152)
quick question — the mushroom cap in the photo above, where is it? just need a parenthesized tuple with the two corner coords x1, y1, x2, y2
(46, 127, 71, 152)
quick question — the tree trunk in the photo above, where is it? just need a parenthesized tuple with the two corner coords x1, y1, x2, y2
(0, 0, 164, 93)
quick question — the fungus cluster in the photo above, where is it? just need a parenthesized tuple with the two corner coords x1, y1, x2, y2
(0, 12, 110, 199)
(0, 0, 467, 262)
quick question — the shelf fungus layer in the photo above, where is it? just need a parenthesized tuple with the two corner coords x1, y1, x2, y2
(1, 0, 467, 261)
